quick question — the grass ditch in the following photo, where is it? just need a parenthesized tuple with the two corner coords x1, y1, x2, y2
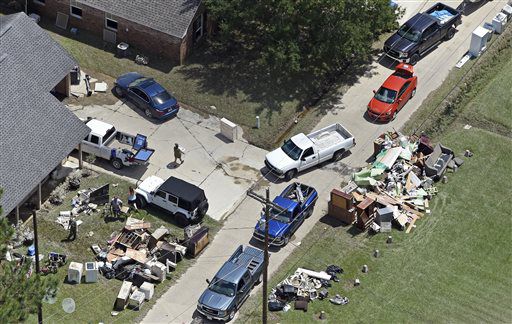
(402, 25, 512, 138)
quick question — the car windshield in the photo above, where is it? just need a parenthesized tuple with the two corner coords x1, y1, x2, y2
(153, 90, 173, 105)
(281, 139, 302, 161)
(374, 87, 397, 104)
(129, 77, 151, 87)
(209, 278, 236, 297)
(270, 208, 292, 223)
(397, 24, 421, 42)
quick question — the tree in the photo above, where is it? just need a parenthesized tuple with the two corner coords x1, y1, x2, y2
(0, 189, 57, 322)
(205, 0, 401, 76)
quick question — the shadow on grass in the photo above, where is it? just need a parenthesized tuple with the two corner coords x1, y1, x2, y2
(37, 18, 176, 73)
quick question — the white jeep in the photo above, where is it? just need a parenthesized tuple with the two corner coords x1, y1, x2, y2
(135, 176, 209, 226)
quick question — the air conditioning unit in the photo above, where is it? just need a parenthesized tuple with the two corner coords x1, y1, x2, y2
(469, 26, 491, 57)
(492, 12, 507, 34)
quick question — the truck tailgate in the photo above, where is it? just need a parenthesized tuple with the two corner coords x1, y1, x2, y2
(134, 148, 155, 163)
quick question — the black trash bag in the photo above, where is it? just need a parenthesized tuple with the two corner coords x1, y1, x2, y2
(326, 264, 344, 276)
(268, 300, 285, 312)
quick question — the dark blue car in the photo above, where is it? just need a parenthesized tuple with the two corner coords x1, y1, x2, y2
(114, 72, 180, 120)
(253, 183, 317, 246)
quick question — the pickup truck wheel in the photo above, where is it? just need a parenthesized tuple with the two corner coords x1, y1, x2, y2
(135, 195, 147, 208)
(112, 158, 123, 170)
(227, 310, 236, 322)
(305, 206, 314, 219)
(409, 53, 420, 66)
(445, 27, 455, 40)
(175, 212, 190, 227)
(255, 273, 263, 285)
(114, 86, 125, 97)
(284, 169, 297, 181)
(283, 236, 290, 246)
(392, 111, 398, 121)
(411, 88, 416, 98)
(144, 109, 153, 118)
(332, 149, 345, 162)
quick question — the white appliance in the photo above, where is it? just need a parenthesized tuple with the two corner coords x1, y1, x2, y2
(67, 262, 83, 284)
(503, 5, 512, 19)
(85, 262, 98, 283)
(492, 12, 508, 34)
(469, 26, 490, 57)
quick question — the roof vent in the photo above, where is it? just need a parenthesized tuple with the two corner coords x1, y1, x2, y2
(0, 24, 12, 37)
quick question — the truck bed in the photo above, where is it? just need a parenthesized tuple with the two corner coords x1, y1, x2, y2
(308, 124, 353, 150)
(425, 3, 460, 25)
(281, 183, 316, 203)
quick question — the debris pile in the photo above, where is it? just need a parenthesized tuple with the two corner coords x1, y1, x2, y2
(329, 131, 466, 233)
(88, 217, 209, 313)
(268, 265, 346, 312)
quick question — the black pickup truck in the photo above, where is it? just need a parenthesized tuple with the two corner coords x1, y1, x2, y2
(384, 2, 462, 65)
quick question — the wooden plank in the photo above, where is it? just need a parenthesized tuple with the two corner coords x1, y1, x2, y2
(125, 222, 151, 231)
(125, 248, 148, 264)
(406, 216, 418, 233)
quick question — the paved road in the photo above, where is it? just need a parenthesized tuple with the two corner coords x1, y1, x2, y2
(317, 0, 505, 166)
(140, 1, 506, 323)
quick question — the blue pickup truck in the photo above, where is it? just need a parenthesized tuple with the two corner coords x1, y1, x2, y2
(253, 183, 318, 246)
(197, 245, 264, 322)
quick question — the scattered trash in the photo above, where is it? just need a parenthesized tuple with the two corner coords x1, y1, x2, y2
(464, 150, 474, 157)
(463, 124, 472, 130)
(268, 264, 343, 312)
(330, 294, 349, 305)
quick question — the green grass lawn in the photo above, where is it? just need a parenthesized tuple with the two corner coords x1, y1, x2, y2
(24, 172, 220, 324)
(237, 28, 512, 324)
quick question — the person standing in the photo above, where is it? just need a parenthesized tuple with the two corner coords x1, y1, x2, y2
(110, 196, 123, 218)
(67, 216, 77, 241)
(173, 143, 184, 164)
(127, 186, 138, 211)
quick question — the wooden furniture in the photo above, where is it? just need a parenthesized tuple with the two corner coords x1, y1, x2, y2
(356, 197, 376, 231)
(328, 189, 356, 224)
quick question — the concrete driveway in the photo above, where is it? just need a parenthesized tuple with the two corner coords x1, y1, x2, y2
(140, 1, 506, 323)
(69, 101, 267, 222)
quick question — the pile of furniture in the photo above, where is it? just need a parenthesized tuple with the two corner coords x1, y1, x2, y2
(328, 131, 465, 233)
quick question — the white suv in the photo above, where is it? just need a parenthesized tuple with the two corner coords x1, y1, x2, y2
(135, 176, 209, 226)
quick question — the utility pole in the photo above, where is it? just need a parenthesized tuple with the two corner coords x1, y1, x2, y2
(262, 188, 269, 324)
(32, 210, 43, 324)
(247, 187, 285, 324)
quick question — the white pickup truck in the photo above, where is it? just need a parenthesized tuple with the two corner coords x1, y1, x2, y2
(265, 123, 356, 180)
(81, 118, 155, 169)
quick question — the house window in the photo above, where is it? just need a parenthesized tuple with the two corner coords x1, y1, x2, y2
(193, 13, 204, 42)
(105, 13, 118, 31)
(70, 1, 83, 18)
(33, 0, 45, 5)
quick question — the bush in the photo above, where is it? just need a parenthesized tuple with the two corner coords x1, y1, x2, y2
(49, 183, 68, 205)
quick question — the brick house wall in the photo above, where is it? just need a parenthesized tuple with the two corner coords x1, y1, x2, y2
(29, 0, 204, 65)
